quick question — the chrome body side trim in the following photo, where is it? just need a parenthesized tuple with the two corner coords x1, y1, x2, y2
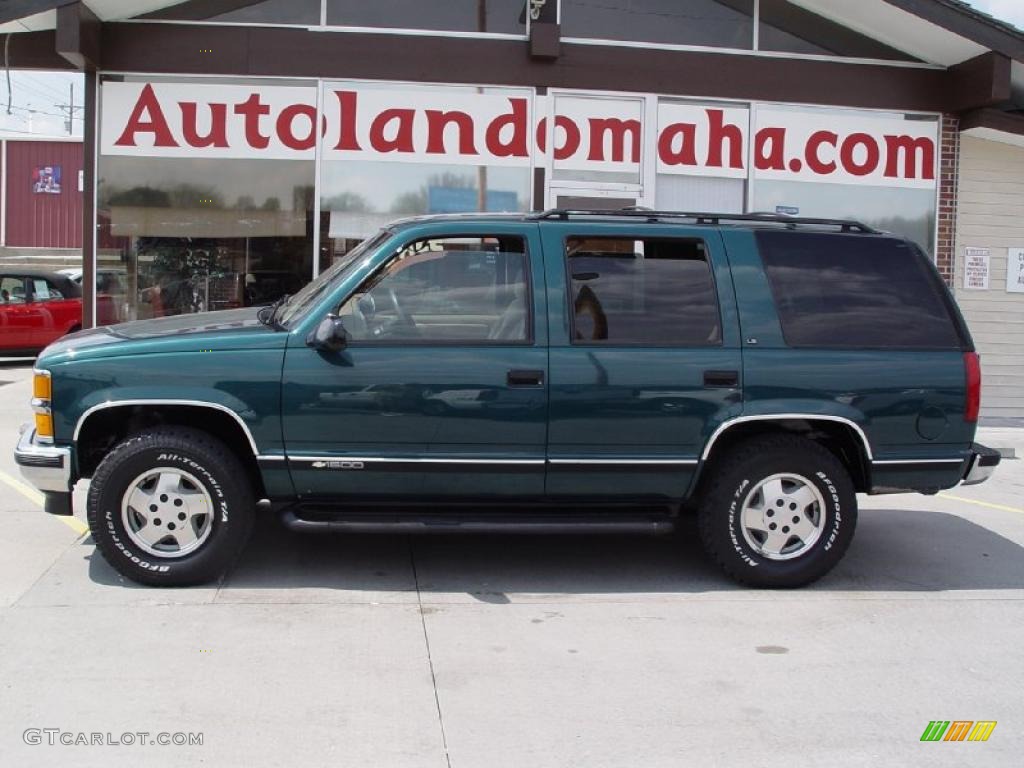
(548, 458, 698, 466)
(700, 414, 874, 462)
(286, 456, 545, 466)
(74, 400, 260, 455)
(872, 459, 964, 465)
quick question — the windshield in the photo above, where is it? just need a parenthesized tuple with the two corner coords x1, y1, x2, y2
(276, 230, 391, 327)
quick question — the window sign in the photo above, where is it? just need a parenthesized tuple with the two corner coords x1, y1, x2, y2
(32, 165, 62, 194)
(1007, 248, 1024, 294)
(964, 247, 991, 291)
(101, 82, 939, 190)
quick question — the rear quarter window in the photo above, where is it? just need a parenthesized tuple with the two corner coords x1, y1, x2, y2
(755, 231, 962, 350)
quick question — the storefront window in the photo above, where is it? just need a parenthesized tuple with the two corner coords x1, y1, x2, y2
(550, 94, 644, 185)
(325, 0, 528, 34)
(140, 0, 321, 25)
(318, 82, 533, 273)
(97, 77, 316, 324)
(561, 0, 754, 49)
(751, 108, 939, 254)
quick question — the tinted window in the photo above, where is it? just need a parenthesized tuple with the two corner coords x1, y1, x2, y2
(339, 236, 529, 343)
(757, 232, 961, 349)
(567, 237, 721, 346)
(326, 0, 527, 34)
(562, 0, 754, 49)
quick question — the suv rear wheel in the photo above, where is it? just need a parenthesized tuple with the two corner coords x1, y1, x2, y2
(86, 427, 254, 586)
(697, 434, 857, 588)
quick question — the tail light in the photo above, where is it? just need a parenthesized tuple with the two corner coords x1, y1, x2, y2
(964, 352, 981, 423)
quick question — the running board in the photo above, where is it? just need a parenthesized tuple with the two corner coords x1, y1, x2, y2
(280, 508, 676, 535)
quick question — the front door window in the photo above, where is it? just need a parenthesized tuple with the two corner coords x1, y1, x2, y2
(338, 235, 530, 343)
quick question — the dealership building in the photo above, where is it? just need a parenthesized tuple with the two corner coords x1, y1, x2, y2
(1, 0, 1023, 420)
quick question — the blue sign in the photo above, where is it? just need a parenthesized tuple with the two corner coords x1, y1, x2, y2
(775, 205, 800, 216)
(428, 186, 519, 213)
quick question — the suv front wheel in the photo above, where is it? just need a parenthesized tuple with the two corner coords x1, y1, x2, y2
(86, 427, 254, 586)
(698, 434, 857, 588)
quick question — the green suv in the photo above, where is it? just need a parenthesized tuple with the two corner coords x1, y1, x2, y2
(14, 210, 1000, 588)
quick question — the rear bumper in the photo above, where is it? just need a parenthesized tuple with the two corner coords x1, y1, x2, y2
(14, 425, 72, 494)
(961, 443, 1001, 486)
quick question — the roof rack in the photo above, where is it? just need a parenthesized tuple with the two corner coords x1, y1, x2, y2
(530, 208, 879, 234)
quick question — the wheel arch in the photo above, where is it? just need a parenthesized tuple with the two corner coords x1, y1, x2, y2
(74, 401, 265, 497)
(697, 414, 873, 493)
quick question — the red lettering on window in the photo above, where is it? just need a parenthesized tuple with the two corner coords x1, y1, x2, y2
(805, 131, 838, 174)
(754, 127, 786, 171)
(425, 110, 478, 155)
(485, 98, 529, 158)
(706, 109, 743, 169)
(658, 123, 698, 167)
(884, 135, 935, 180)
(840, 133, 880, 176)
(587, 118, 640, 163)
(115, 84, 178, 148)
(233, 93, 271, 150)
(276, 104, 317, 151)
(369, 109, 416, 153)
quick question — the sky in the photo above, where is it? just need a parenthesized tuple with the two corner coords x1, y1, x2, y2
(965, 0, 1024, 29)
(0, 0, 1021, 138)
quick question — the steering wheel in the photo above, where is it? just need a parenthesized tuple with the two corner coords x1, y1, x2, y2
(387, 287, 416, 328)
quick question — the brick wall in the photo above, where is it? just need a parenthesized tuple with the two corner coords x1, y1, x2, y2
(936, 114, 959, 285)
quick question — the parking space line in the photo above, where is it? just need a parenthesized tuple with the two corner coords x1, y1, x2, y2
(938, 493, 1024, 515)
(0, 468, 89, 535)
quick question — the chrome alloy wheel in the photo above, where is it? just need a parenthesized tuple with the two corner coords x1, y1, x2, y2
(121, 468, 214, 558)
(740, 473, 825, 561)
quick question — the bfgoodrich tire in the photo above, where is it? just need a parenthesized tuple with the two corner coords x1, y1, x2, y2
(86, 427, 254, 586)
(697, 434, 857, 588)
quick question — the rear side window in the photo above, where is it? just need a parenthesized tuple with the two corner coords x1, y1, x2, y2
(566, 237, 721, 346)
(756, 232, 961, 350)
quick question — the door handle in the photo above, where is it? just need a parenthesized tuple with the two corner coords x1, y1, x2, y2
(703, 369, 739, 388)
(507, 369, 545, 387)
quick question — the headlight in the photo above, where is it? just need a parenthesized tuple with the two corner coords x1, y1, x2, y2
(31, 370, 53, 443)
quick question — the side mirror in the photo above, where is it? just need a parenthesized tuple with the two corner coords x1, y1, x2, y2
(306, 314, 349, 352)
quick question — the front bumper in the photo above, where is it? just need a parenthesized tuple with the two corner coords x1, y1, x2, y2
(14, 425, 72, 495)
(962, 442, 1001, 486)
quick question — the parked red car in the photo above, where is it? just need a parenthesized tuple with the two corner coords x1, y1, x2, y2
(0, 269, 82, 355)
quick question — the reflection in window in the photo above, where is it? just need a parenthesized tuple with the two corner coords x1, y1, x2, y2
(319, 160, 531, 274)
(758, 0, 917, 60)
(567, 237, 722, 346)
(757, 232, 960, 349)
(97, 156, 315, 324)
(751, 179, 936, 256)
(339, 236, 530, 342)
(562, 0, 754, 49)
(326, 0, 528, 34)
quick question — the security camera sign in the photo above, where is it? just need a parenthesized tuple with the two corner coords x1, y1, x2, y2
(1008, 248, 1024, 294)
(963, 247, 990, 291)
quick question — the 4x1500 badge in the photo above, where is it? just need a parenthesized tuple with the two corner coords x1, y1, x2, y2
(311, 460, 365, 470)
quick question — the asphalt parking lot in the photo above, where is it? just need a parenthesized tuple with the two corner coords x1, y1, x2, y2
(0, 361, 1021, 767)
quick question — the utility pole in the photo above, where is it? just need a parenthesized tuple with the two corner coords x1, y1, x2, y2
(56, 82, 84, 135)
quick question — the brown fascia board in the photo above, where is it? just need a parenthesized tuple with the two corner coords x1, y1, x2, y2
(2, 29, 75, 70)
(883, 0, 1024, 63)
(947, 51, 1013, 112)
(100, 22, 955, 112)
(960, 107, 1024, 136)
(56, 1, 101, 70)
